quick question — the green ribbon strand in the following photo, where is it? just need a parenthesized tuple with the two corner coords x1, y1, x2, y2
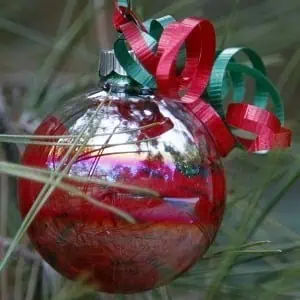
(206, 47, 284, 123)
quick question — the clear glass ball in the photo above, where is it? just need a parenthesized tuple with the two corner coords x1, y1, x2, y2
(19, 85, 226, 294)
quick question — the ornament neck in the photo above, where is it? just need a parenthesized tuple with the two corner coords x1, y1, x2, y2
(99, 49, 153, 96)
(100, 72, 153, 96)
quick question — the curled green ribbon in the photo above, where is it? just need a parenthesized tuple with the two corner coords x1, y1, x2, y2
(206, 47, 284, 124)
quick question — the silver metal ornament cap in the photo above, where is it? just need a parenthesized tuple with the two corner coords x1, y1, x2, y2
(99, 49, 129, 77)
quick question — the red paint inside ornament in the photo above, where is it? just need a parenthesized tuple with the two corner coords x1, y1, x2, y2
(18, 89, 226, 293)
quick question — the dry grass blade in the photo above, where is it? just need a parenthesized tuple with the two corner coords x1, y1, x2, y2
(204, 241, 275, 260)
(0, 136, 158, 148)
(0, 121, 166, 142)
(0, 97, 135, 273)
(0, 162, 136, 223)
(237, 250, 282, 254)
(0, 162, 158, 196)
(0, 138, 158, 148)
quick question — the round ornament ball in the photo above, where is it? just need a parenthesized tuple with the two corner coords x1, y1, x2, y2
(18, 51, 226, 294)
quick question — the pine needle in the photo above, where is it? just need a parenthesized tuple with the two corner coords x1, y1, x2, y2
(0, 96, 136, 272)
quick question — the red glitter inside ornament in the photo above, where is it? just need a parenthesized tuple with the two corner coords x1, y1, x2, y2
(19, 89, 226, 293)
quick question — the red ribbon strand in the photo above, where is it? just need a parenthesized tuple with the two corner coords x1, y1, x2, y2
(113, 3, 292, 156)
(226, 104, 292, 152)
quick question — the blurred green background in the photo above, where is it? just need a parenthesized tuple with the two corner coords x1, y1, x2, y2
(0, 0, 300, 299)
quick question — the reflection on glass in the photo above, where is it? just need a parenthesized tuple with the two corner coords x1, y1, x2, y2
(19, 87, 226, 293)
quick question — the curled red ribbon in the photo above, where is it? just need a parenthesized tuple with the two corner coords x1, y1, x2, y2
(226, 104, 292, 152)
(113, 0, 146, 32)
(156, 18, 215, 104)
(113, 2, 292, 157)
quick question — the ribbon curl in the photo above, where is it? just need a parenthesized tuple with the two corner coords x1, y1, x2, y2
(113, 0, 292, 156)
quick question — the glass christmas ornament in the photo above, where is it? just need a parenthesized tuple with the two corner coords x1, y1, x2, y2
(18, 50, 226, 294)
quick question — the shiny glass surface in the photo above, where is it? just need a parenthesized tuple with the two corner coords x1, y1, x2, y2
(19, 85, 226, 293)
